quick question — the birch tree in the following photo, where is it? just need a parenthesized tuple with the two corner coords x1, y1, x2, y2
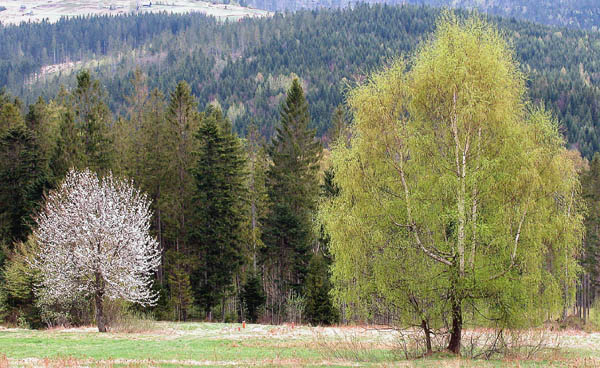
(33, 169, 161, 332)
(320, 15, 583, 355)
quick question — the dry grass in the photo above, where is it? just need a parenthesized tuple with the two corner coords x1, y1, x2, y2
(0, 355, 8, 368)
(2, 323, 600, 367)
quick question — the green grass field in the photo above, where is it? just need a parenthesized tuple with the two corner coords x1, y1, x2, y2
(0, 322, 598, 367)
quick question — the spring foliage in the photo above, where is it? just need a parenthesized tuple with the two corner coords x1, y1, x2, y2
(319, 15, 584, 353)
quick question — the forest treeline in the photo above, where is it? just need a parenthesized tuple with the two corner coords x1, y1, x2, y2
(243, 0, 600, 31)
(0, 5, 600, 330)
(0, 64, 598, 329)
(0, 70, 339, 326)
(3, 4, 600, 157)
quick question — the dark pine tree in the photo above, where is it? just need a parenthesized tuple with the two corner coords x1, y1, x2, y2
(191, 107, 246, 321)
(0, 125, 49, 249)
(582, 153, 600, 301)
(261, 78, 323, 324)
(304, 252, 338, 325)
(241, 273, 265, 323)
(70, 70, 113, 174)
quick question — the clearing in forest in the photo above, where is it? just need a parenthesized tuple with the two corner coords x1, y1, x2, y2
(0, 0, 270, 25)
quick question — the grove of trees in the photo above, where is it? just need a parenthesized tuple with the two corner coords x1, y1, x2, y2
(0, 7, 598, 355)
(0, 69, 336, 330)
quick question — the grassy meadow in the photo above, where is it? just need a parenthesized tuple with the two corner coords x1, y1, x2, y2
(0, 322, 599, 367)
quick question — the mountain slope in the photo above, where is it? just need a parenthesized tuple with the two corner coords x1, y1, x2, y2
(244, 0, 600, 30)
(4, 4, 600, 156)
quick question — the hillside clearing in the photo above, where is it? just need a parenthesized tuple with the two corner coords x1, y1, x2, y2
(0, 0, 270, 25)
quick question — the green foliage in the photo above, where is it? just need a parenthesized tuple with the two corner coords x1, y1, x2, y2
(242, 123, 269, 273)
(191, 107, 247, 319)
(261, 79, 323, 323)
(165, 250, 194, 321)
(304, 253, 338, 326)
(165, 81, 200, 253)
(6, 5, 600, 158)
(0, 93, 24, 133)
(70, 70, 114, 174)
(0, 288, 7, 321)
(581, 153, 600, 289)
(240, 274, 265, 323)
(320, 14, 584, 352)
(0, 124, 49, 246)
(1, 237, 42, 327)
(247, 0, 600, 31)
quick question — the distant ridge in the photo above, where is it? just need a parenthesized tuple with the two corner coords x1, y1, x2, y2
(241, 0, 600, 30)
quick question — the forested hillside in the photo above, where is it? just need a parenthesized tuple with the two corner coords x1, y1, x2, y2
(3, 5, 600, 156)
(1, 7, 599, 336)
(245, 0, 600, 31)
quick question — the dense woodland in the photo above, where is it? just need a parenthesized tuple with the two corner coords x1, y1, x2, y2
(0, 68, 339, 327)
(0, 4, 599, 337)
(3, 6, 600, 157)
(243, 0, 600, 31)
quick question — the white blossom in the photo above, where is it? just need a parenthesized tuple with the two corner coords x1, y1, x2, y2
(33, 169, 161, 307)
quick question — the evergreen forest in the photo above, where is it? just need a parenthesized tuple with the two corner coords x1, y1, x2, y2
(0, 4, 598, 345)
(3, 5, 600, 156)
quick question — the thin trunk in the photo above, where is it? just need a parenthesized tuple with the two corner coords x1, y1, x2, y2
(221, 295, 226, 323)
(447, 288, 462, 354)
(251, 183, 257, 274)
(157, 190, 164, 285)
(451, 90, 469, 276)
(95, 272, 106, 333)
(563, 190, 574, 321)
(421, 319, 432, 355)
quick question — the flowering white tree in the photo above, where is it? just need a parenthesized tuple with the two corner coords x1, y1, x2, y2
(33, 169, 161, 332)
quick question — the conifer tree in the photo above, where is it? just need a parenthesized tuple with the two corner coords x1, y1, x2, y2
(304, 253, 338, 325)
(0, 92, 24, 133)
(191, 107, 246, 320)
(582, 153, 600, 300)
(70, 70, 113, 174)
(241, 273, 265, 323)
(0, 125, 49, 246)
(262, 78, 323, 323)
(165, 250, 194, 321)
(51, 109, 83, 180)
(244, 123, 269, 274)
(165, 81, 200, 254)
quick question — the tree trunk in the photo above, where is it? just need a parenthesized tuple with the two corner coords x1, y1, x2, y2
(421, 319, 432, 355)
(95, 272, 106, 333)
(221, 296, 226, 322)
(447, 294, 462, 355)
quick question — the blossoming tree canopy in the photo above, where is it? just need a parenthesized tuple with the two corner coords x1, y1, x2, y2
(33, 169, 161, 332)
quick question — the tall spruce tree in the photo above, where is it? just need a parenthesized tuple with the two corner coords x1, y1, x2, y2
(70, 70, 113, 174)
(582, 153, 600, 302)
(191, 107, 246, 320)
(244, 123, 269, 275)
(0, 125, 49, 247)
(304, 252, 338, 325)
(261, 78, 323, 323)
(166, 81, 199, 255)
